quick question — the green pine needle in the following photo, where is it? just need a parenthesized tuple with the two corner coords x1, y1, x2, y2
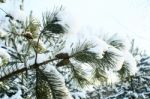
(99, 51, 119, 70)
(109, 39, 125, 50)
(117, 62, 130, 80)
(91, 68, 107, 83)
(69, 63, 91, 88)
(42, 7, 67, 34)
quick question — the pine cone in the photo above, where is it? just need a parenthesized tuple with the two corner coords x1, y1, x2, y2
(56, 59, 70, 67)
(23, 32, 33, 39)
(55, 53, 69, 59)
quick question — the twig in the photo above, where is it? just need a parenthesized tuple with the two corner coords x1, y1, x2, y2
(34, 29, 45, 63)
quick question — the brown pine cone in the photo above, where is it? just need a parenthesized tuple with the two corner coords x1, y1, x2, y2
(56, 59, 70, 67)
(23, 32, 33, 39)
(55, 53, 69, 59)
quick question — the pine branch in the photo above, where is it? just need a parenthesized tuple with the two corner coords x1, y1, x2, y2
(117, 61, 130, 80)
(91, 67, 107, 83)
(38, 67, 73, 99)
(36, 69, 52, 99)
(0, 58, 58, 81)
(42, 7, 67, 34)
(71, 41, 119, 70)
(67, 41, 121, 84)
(99, 51, 119, 70)
(69, 63, 91, 88)
(104, 34, 126, 50)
